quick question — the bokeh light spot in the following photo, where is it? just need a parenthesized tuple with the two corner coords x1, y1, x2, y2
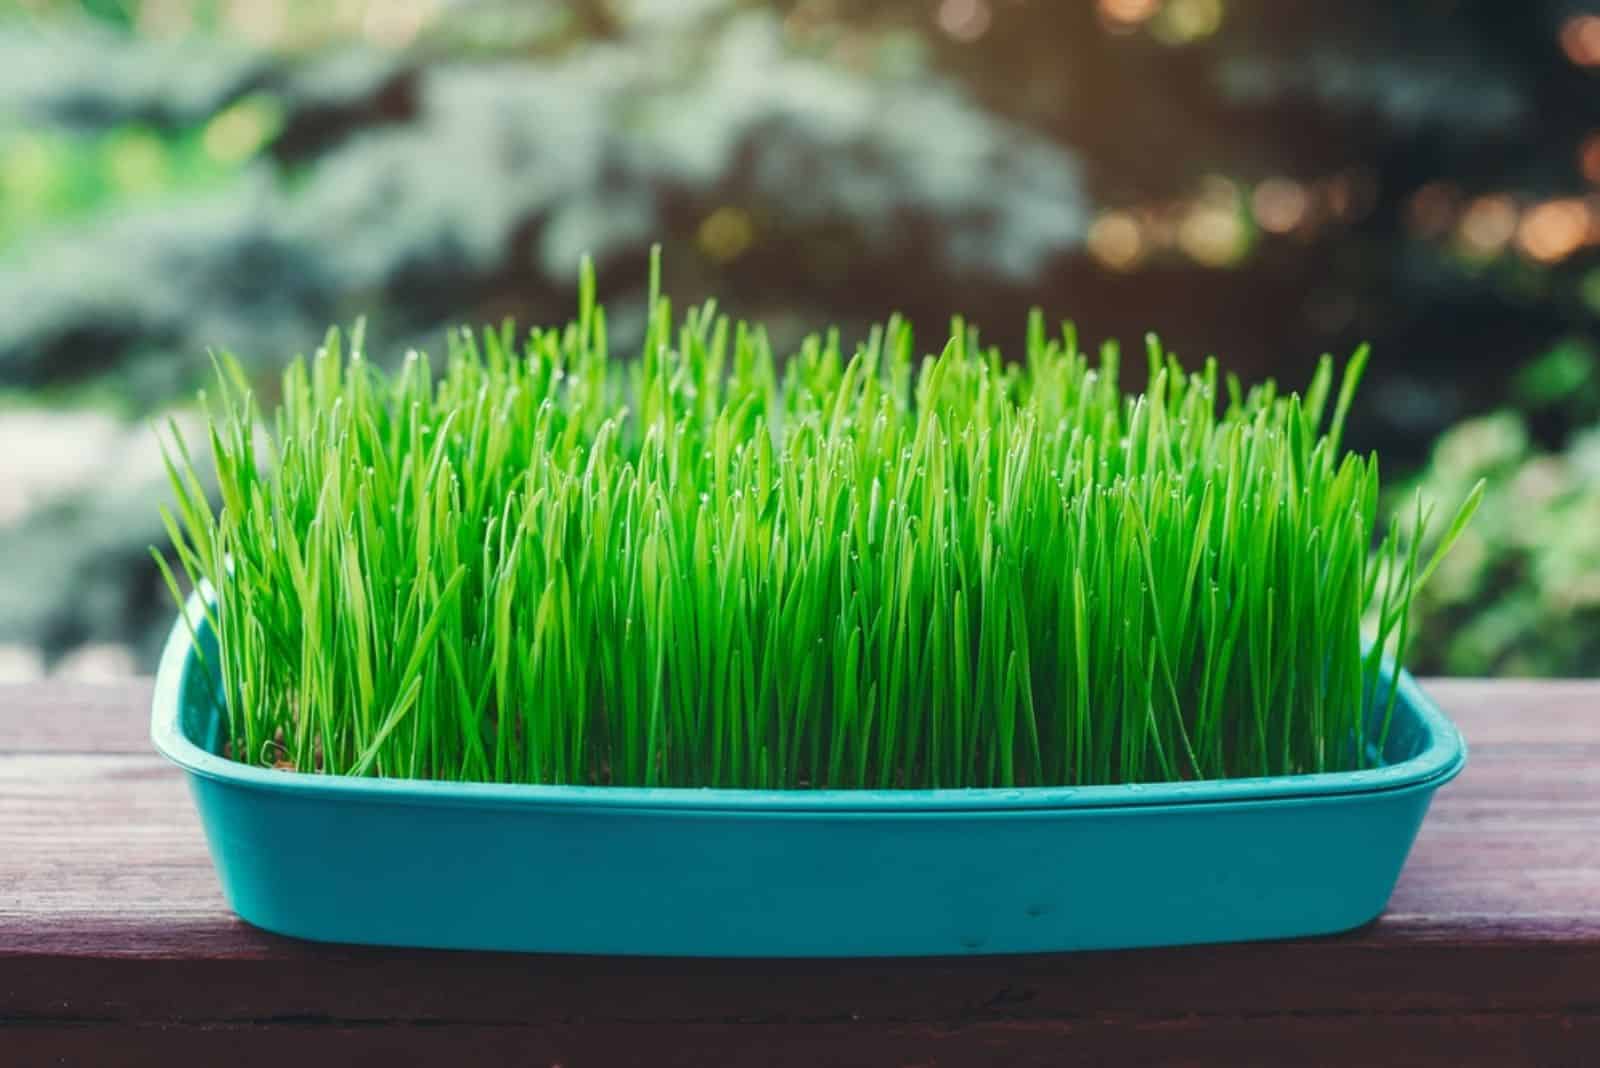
(1179, 208, 1245, 266)
(1560, 15, 1600, 67)
(1100, 0, 1161, 29)
(1516, 199, 1589, 263)
(1087, 212, 1145, 271)
(1159, 0, 1223, 43)
(1251, 177, 1307, 234)
(202, 96, 284, 165)
(698, 206, 755, 263)
(1457, 195, 1518, 257)
(937, 0, 992, 42)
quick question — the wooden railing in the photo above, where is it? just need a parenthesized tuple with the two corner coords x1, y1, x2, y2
(3, 680, 1597, 1066)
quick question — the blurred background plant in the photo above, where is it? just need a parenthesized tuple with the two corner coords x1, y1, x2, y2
(1393, 341, 1600, 675)
(1, 0, 1598, 677)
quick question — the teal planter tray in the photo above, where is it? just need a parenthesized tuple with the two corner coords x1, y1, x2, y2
(152, 594, 1465, 957)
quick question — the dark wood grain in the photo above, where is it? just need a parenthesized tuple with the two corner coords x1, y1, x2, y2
(2, 679, 1597, 1066)
(7, 1014, 1600, 1068)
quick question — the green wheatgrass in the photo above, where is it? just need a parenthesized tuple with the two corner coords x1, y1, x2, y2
(157, 256, 1481, 789)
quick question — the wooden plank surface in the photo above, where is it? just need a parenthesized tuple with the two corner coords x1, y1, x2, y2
(2, 679, 1597, 1066)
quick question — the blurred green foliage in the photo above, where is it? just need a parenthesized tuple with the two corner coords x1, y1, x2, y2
(0, 94, 280, 252)
(1398, 342, 1600, 676)
(5, 0, 1600, 677)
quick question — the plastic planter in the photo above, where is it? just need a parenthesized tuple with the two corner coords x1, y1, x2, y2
(152, 594, 1465, 957)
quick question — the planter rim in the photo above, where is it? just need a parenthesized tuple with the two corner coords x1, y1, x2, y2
(152, 590, 1466, 814)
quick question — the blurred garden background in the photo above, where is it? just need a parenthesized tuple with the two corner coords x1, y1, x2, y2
(2, 0, 1599, 679)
